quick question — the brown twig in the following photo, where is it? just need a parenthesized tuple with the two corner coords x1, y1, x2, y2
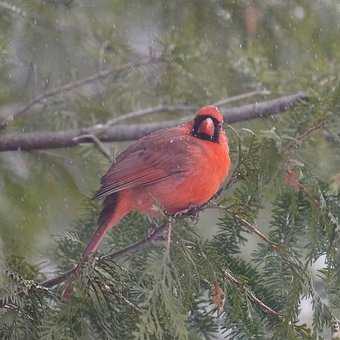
(0, 57, 163, 129)
(213, 89, 270, 106)
(40, 268, 76, 288)
(0, 92, 307, 152)
(284, 119, 325, 152)
(105, 104, 196, 126)
(282, 119, 326, 208)
(234, 214, 279, 249)
(223, 269, 280, 317)
(72, 134, 112, 161)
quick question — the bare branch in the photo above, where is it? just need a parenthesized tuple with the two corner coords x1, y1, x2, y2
(284, 118, 325, 152)
(212, 89, 270, 106)
(0, 92, 308, 152)
(0, 57, 163, 129)
(105, 104, 195, 126)
(105, 90, 271, 126)
(72, 134, 112, 161)
(222, 91, 307, 124)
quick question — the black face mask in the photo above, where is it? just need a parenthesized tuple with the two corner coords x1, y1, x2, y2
(192, 115, 221, 143)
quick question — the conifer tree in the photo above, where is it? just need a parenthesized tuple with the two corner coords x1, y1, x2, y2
(1, 1, 340, 339)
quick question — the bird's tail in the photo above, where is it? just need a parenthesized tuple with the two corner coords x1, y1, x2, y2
(83, 193, 130, 257)
(62, 192, 131, 299)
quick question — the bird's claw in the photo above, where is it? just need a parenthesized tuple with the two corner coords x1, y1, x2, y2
(174, 204, 202, 222)
(146, 224, 167, 242)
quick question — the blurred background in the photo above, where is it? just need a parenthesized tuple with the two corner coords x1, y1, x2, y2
(0, 0, 340, 334)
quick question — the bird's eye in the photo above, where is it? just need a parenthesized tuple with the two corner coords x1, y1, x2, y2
(198, 117, 215, 138)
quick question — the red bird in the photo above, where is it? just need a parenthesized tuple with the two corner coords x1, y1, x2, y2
(82, 105, 231, 258)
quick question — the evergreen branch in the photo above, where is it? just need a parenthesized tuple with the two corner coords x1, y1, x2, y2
(234, 214, 279, 249)
(218, 124, 242, 191)
(282, 119, 328, 208)
(0, 92, 307, 152)
(101, 222, 168, 261)
(223, 269, 281, 317)
(284, 118, 326, 153)
(41, 222, 169, 289)
(40, 268, 77, 289)
(284, 169, 321, 208)
(211, 201, 280, 250)
(0, 271, 55, 309)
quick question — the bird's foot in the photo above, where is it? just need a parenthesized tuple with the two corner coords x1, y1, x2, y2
(147, 217, 174, 250)
(146, 217, 167, 242)
(174, 204, 202, 222)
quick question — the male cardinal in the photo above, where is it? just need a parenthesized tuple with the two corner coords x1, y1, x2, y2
(62, 106, 230, 297)
(81, 105, 231, 258)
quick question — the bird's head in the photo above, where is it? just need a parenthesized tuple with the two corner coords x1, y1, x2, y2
(192, 106, 224, 143)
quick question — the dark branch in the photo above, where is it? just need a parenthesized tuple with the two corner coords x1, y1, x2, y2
(41, 222, 168, 289)
(101, 222, 168, 261)
(222, 91, 307, 123)
(0, 92, 307, 152)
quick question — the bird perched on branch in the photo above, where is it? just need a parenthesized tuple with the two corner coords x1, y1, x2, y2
(87, 105, 230, 255)
(63, 105, 231, 297)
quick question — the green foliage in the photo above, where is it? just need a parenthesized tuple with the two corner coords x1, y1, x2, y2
(3, 105, 340, 339)
(2, 0, 340, 339)
(3, 89, 340, 338)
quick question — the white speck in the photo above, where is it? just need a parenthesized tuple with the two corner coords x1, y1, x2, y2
(293, 6, 304, 20)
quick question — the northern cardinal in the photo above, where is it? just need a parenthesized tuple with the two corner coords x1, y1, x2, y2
(63, 106, 230, 296)
(82, 105, 231, 258)
(63, 106, 230, 299)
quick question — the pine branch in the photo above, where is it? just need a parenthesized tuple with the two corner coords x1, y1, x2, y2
(0, 92, 307, 152)
(41, 222, 169, 289)
(233, 214, 279, 249)
(223, 269, 281, 317)
(284, 118, 326, 153)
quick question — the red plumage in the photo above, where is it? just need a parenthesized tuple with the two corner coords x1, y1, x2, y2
(81, 105, 231, 257)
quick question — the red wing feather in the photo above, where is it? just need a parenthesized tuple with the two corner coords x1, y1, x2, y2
(94, 127, 191, 200)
